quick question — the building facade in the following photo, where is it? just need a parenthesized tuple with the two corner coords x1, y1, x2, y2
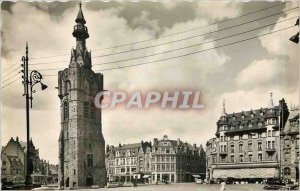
(1, 137, 56, 184)
(206, 94, 289, 182)
(57, 4, 106, 189)
(106, 135, 206, 184)
(282, 106, 299, 183)
(106, 141, 152, 183)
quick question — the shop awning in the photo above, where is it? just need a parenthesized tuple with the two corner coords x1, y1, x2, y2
(192, 175, 201, 178)
(143, 175, 150, 178)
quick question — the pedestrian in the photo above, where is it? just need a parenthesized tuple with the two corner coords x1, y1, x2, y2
(220, 181, 226, 191)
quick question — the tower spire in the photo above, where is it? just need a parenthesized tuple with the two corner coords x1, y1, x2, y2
(72, 2, 89, 52)
(75, 2, 86, 24)
(269, 92, 274, 108)
(221, 99, 227, 116)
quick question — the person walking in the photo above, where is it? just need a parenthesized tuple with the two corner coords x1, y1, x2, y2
(220, 181, 226, 191)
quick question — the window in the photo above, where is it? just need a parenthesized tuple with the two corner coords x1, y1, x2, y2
(272, 130, 276, 137)
(166, 148, 170, 154)
(249, 123, 253, 128)
(157, 165, 161, 172)
(157, 156, 160, 162)
(90, 103, 95, 119)
(87, 154, 93, 167)
(230, 136, 234, 141)
(212, 157, 215, 163)
(231, 144, 234, 153)
(239, 124, 243, 129)
(239, 144, 243, 152)
(239, 155, 243, 162)
(267, 141, 271, 149)
(171, 156, 175, 162)
(258, 153, 262, 161)
(248, 143, 252, 151)
(151, 165, 155, 171)
(231, 126, 234, 130)
(239, 135, 243, 140)
(268, 130, 271, 137)
(284, 167, 291, 175)
(63, 101, 68, 120)
(162, 164, 165, 171)
(257, 142, 262, 151)
(89, 144, 92, 151)
(84, 102, 89, 118)
(258, 122, 262, 127)
(74, 169, 76, 175)
(248, 154, 252, 162)
(166, 156, 170, 162)
(272, 141, 275, 149)
(258, 133, 261, 138)
(220, 156, 226, 163)
(230, 155, 234, 163)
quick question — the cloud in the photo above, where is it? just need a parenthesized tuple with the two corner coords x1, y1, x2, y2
(236, 59, 283, 87)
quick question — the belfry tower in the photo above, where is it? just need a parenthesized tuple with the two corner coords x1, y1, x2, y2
(58, 4, 106, 189)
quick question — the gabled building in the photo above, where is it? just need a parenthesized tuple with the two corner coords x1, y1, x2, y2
(106, 141, 152, 183)
(282, 106, 299, 183)
(106, 135, 206, 184)
(206, 94, 289, 183)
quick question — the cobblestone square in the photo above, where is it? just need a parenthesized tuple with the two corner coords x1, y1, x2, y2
(99, 183, 264, 191)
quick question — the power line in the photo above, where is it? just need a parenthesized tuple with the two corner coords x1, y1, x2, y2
(29, 7, 298, 66)
(30, 2, 287, 60)
(2, 72, 20, 84)
(93, 16, 297, 66)
(24, 25, 296, 75)
(28, 16, 297, 71)
(2, 64, 21, 77)
(94, 25, 295, 72)
(1, 76, 22, 89)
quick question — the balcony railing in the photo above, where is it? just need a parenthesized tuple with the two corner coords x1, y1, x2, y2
(74, 25, 88, 32)
(266, 148, 276, 152)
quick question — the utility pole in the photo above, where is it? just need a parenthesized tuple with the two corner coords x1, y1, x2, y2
(21, 42, 48, 188)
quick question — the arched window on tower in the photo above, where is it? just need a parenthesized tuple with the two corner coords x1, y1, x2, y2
(90, 103, 95, 120)
(63, 101, 69, 120)
(84, 102, 89, 118)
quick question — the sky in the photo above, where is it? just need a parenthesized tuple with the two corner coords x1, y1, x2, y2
(1, 1, 299, 164)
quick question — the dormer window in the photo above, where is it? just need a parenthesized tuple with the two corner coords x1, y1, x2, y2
(251, 113, 254, 117)
(242, 115, 245, 119)
(116, 151, 120, 157)
(258, 121, 262, 127)
(231, 126, 234, 130)
(221, 116, 226, 121)
(239, 124, 243, 129)
(260, 112, 264, 116)
(249, 123, 253, 128)
(233, 116, 236, 120)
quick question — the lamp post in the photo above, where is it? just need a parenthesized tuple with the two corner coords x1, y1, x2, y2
(21, 42, 47, 188)
(289, 18, 299, 44)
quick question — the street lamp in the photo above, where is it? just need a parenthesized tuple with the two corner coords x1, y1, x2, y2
(21, 43, 47, 188)
(289, 18, 299, 44)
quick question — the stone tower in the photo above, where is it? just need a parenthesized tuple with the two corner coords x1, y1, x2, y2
(58, 4, 106, 189)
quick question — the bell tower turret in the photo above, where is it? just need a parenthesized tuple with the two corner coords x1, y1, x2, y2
(72, 2, 89, 52)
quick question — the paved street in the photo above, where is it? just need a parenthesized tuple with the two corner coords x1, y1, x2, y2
(99, 183, 264, 191)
